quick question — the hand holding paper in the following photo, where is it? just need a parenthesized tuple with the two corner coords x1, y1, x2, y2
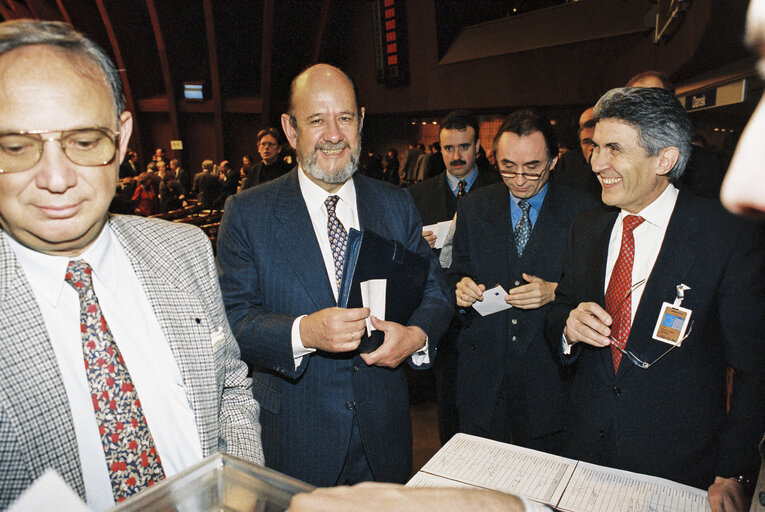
(423, 221, 452, 249)
(299, 307, 369, 352)
(471, 285, 513, 317)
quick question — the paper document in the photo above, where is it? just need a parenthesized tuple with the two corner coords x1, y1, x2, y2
(360, 279, 386, 336)
(408, 434, 709, 512)
(471, 285, 512, 316)
(423, 220, 452, 249)
(557, 462, 711, 512)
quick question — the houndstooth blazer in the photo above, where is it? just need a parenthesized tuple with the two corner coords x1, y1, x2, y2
(0, 215, 263, 507)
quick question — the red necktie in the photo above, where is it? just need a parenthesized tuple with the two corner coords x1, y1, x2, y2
(604, 215, 645, 373)
(65, 260, 165, 502)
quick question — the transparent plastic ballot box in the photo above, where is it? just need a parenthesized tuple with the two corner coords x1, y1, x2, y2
(109, 453, 314, 512)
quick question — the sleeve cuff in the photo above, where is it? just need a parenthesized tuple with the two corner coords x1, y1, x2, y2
(562, 332, 573, 355)
(520, 497, 554, 511)
(409, 335, 430, 366)
(291, 315, 315, 369)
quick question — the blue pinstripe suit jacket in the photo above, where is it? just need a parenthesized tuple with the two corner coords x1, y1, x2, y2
(217, 170, 452, 486)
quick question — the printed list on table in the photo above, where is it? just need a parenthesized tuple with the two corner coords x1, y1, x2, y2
(414, 433, 575, 507)
(557, 462, 710, 512)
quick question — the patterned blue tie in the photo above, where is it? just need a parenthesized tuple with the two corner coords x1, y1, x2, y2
(325, 195, 348, 291)
(514, 199, 532, 256)
(65, 259, 165, 502)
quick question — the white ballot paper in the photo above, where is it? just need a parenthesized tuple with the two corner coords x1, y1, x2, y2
(8, 469, 92, 512)
(423, 220, 452, 249)
(408, 433, 710, 512)
(360, 279, 386, 336)
(471, 285, 512, 316)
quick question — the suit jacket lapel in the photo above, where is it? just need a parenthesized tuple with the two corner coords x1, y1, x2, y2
(591, 210, 620, 376)
(477, 186, 511, 291)
(273, 171, 336, 308)
(355, 175, 388, 235)
(0, 234, 86, 498)
(110, 217, 220, 455)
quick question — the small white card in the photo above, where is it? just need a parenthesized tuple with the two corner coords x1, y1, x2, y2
(652, 302, 692, 346)
(472, 285, 512, 316)
(361, 279, 387, 336)
(423, 220, 452, 249)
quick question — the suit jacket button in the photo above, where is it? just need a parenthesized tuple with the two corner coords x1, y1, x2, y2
(511, 318, 518, 325)
(345, 401, 355, 410)
(613, 386, 621, 396)
(514, 280, 521, 286)
(512, 336, 517, 342)
(599, 430, 606, 439)
(352, 365, 359, 372)
(470, 344, 476, 350)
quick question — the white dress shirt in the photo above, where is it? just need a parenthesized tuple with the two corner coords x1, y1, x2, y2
(8, 223, 203, 511)
(604, 184, 679, 322)
(563, 184, 678, 354)
(290, 168, 429, 367)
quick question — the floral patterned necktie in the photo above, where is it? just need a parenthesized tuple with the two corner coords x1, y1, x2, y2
(65, 259, 165, 502)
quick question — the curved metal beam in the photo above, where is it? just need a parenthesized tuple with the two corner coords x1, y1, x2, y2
(93, 0, 142, 161)
(145, 0, 180, 156)
(202, 0, 224, 162)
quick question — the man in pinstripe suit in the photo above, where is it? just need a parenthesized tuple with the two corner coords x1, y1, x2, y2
(0, 21, 262, 510)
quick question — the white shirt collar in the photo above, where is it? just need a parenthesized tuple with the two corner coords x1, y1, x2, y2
(297, 166, 357, 215)
(620, 183, 678, 230)
(6, 221, 118, 306)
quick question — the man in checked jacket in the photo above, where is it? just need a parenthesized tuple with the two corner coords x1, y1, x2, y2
(0, 20, 262, 510)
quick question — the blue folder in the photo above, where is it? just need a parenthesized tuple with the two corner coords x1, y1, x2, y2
(338, 228, 429, 353)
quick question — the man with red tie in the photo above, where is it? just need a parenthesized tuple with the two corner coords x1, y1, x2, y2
(544, 86, 765, 500)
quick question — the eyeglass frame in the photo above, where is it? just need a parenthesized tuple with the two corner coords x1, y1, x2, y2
(608, 278, 693, 369)
(498, 158, 553, 181)
(0, 127, 121, 174)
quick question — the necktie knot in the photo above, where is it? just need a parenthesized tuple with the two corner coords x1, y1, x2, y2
(325, 195, 340, 215)
(457, 180, 467, 198)
(65, 259, 94, 293)
(623, 214, 644, 234)
(514, 199, 532, 256)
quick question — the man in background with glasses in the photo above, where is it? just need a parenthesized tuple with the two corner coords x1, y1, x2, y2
(0, 20, 263, 509)
(447, 110, 598, 455)
(545, 86, 765, 503)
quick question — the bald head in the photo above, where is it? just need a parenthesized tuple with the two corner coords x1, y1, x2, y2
(281, 64, 365, 192)
(287, 64, 358, 116)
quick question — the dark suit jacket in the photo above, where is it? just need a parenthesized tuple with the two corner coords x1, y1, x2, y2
(447, 182, 599, 446)
(545, 190, 765, 489)
(407, 169, 501, 226)
(217, 170, 452, 487)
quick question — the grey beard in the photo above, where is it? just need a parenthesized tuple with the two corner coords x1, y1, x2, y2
(299, 140, 361, 185)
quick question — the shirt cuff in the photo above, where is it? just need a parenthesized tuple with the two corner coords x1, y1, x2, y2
(291, 315, 315, 369)
(409, 335, 430, 366)
(562, 332, 573, 355)
(520, 497, 554, 511)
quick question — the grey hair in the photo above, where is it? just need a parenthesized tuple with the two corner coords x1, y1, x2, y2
(0, 20, 125, 118)
(594, 87, 691, 182)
